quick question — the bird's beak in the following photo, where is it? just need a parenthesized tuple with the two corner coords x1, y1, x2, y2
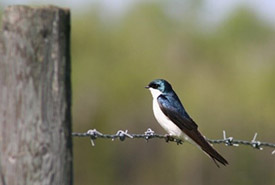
(145, 86, 150, 89)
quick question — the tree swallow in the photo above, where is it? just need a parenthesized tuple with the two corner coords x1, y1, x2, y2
(145, 79, 228, 167)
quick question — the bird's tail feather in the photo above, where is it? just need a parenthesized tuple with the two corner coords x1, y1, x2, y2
(186, 130, 228, 167)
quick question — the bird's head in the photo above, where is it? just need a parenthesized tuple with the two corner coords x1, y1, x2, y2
(145, 79, 172, 98)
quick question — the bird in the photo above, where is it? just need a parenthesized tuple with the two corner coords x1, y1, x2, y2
(145, 79, 228, 167)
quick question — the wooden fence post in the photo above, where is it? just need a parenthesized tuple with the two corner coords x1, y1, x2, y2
(0, 5, 72, 185)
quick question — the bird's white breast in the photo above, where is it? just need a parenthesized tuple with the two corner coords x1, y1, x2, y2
(149, 88, 184, 137)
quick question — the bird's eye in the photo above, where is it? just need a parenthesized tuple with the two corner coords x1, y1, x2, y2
(151, 84, 159, 89)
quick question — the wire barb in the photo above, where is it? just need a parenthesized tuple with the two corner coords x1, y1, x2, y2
(223, 130, 239, 147)
(115, 130, 133, 141)
(251, 133, 263, 150)
(72, 129, 275, 154)
(144, 128, 155, 140)
(86, 129, 103, 146)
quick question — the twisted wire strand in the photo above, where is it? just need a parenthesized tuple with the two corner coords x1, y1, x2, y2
(72, 128, 275, 154)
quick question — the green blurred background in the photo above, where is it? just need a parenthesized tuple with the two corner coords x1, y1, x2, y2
(1, 1, 275, 185)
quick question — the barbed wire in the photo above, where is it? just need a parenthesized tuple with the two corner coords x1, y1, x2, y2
(72, 128, 275, 154)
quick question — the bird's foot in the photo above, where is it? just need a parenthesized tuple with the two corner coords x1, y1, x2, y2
(165, 134, 174, 142)
(175, 139, 183, 145)
(165, 134, 183, 145)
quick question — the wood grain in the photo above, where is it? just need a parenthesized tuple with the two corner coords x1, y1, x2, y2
(0, 5, 72, 185)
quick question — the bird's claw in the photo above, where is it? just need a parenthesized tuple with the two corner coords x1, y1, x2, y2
(165, 135, 183, 145)
(165, 135, 174, 142)
(175, 139, 183, 145)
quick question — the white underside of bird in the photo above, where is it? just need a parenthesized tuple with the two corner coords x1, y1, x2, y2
(149, 88, 193, 142)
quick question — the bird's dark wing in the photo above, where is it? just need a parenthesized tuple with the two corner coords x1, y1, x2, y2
(157, 94, 228, 167)
(157, 94, 198, 130)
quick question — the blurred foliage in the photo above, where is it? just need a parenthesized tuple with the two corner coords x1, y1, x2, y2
(1, 2, 275, 185)
(70, 3, 275, 185)
(71, 3, 275, 185)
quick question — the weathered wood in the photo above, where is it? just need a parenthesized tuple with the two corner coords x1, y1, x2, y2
(0, 5, 72, 185)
